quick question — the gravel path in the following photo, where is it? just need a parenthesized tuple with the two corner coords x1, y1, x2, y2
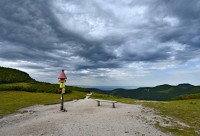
(0, 98, 170, 136)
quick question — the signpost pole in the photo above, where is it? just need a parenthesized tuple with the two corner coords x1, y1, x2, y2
(61, 93, 64, 110)
(58, 70, 67, 111)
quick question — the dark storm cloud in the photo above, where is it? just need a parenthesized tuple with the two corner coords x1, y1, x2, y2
(0, 1, 57, 48)
(76, 61, 121, 70)
(0, 0, 200, 77)
(157, 0, 200, 46)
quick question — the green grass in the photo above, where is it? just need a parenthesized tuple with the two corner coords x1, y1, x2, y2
(0, 82, 57, 93)
(0, 91, 87, 117)
(141, 99, 200, 136)
(0, 82, 90, 93)
(91, 92, 135, 104)
(0, 67, 33, 83)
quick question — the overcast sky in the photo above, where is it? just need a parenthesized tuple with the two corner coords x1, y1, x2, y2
(0, 0, 200, 87)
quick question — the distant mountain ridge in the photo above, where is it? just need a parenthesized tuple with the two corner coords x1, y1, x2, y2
(77, 85, 138, 91)
(93, 84, 200, 101)
(177, 83, 194, 89)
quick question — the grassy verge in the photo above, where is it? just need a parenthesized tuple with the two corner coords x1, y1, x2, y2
(0, 91, 87, 117)
(141, 99, 200, 136)
(91, 92, 135, 104)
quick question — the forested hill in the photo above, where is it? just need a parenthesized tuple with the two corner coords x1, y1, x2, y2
(0, 67, 34, 83)
(108, 84, 200, 101)
(0, 67, 90, 93)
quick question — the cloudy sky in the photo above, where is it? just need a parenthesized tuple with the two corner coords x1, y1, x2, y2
(0, 0, 200, 87)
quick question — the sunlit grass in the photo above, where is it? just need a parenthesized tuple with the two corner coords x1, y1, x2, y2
(0, 91, 87, 117)
(141, 99, 200, 136)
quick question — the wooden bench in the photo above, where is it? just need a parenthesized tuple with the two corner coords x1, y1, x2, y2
(95, 99, 117, 108)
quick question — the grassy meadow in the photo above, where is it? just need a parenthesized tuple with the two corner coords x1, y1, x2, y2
(0, 90, 199, 135)
(141, 99, 200, 136)
(0, 82, 90, 93)
(0, 91, 87, 117)
(0, 91, 134, 117)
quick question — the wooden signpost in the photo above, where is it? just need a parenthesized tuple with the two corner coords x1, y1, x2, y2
(58, 70, 67, 111)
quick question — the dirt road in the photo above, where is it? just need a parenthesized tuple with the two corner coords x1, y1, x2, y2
(0, 99, 170, 136)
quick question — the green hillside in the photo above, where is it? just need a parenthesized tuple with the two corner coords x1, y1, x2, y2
(0, 67, 34, 83)
(109, 84, 200, 101)
(0, 67, 90, 93)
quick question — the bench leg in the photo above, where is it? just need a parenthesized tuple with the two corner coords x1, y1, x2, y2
(112, 103, 115, 108)
(97, 101, 100, 106)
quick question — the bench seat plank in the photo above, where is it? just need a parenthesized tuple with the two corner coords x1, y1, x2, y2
(95, 99, 117, 103)
(95, 99, 117, 108)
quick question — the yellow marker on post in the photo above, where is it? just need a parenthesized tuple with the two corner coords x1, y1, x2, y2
(62, 88, 65, 94)
(58, 70, 67, 111)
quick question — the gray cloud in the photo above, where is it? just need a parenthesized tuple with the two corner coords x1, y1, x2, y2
(0, 0, 200, 85)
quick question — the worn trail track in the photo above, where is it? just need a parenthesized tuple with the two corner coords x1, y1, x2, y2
(0, 99, 170, 136)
